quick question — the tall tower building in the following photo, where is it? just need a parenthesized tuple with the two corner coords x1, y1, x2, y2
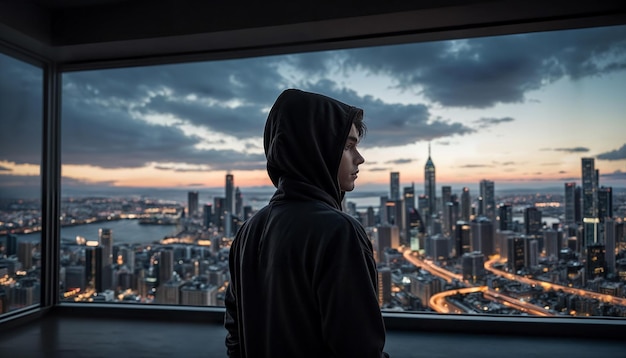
(403, 184, 416, 211)
(188, 191, 199, 218)
(604, 218, 617, 275)
(581, 157, 597, 218)
(470, 217, 494, 256)
(235, 186, 243, 218)
(85, 245, 105, 292)
(203, 204, 212, 228)
(598, 186, 613, 221)
(564, 182, 577, 225)
(461, 187, 471, 221)
(225, 173, 235, 215)
(454, 220, 471, 258)
(497, 204, 513, 231)
(441, 186, 451, 210)
(390, 172, 400, 201)
(479, 179, 495, 221)
(99, 228, 113, 266)
(424, 144, 436, 231)
(524, 207, 543, 236)
(158, 249, 174, 286)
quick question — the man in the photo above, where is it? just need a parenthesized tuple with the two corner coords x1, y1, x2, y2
(224, 89, 388, 357)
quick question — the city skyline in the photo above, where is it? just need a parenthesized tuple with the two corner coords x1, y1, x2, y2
(1, 25, 626, 198)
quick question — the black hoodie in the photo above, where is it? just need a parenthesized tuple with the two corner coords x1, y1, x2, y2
(224, 89, 388, 357)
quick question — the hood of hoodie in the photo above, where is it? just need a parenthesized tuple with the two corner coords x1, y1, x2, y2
(264, 89, 363, 209)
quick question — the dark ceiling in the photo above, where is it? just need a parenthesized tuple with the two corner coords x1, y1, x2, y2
(1, 0, 626, 68)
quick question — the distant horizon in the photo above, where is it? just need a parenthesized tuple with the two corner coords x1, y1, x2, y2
(2, 181, 625, 201)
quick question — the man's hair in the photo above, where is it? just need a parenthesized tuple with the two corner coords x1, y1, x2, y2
(353, 109, 367, 138)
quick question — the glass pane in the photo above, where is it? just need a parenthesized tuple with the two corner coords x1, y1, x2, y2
(59, 24, 626, 318)
(0, 52, 43, 316)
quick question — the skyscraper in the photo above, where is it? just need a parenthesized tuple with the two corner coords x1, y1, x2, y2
(598, 186, 613, 221)
(479, 179, 495, 221)
(524, 207, 543, 236)
(203, 204, 212, 228)
(390, 172, 400, 201)
(424, 144, 436, 231)
(497, 203, 513, 231)
(188, 191, 199, 218)
(564, 182, 577, 225)
(460, 187, 471, 221)
(581, 157, 597, 218)
(235, 186, 243, 218)
(225, 173, 235, 215)
(99, 228, 113, 266)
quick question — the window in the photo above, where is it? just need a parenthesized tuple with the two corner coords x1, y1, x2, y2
(51, 23, 626, 318)
(0, 51, 43, 317)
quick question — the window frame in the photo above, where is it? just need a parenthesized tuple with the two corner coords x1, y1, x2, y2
(1, 10, 626, 339)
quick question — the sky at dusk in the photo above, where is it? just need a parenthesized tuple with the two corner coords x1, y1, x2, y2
(1, 24, 626, 199)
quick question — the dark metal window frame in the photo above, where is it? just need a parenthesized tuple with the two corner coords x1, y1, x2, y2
(2, 12, 626, 339)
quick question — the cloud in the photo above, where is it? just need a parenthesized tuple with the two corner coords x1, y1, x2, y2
(0, 54, 42, 165)
(368, 167, 389, 172)
(342, 26, 626, 108)
(301, 80, 475, 147)
(0, 165, 11, 171)
(475, 117, 514, 128)
(553, 147, 590, 153)
(385, 158, 415, 165)
(597, 144, 626, 160)
(601, 170, 626, 180)
(458, 164, 491, 168)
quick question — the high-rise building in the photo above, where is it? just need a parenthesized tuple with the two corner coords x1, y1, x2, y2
(564, 182, 577, 224)
(213, 197, 225, 232)
(5, 234, 17, 256)
(203, 204, 212, 228)
(235, 186, 243, 218)
(586, 244, 606, 279)
(403, 184, 415, 211)
(376, 225, 400, 261)
(454, 220, 471, 258)
(598, 186, 613, 221)
(443, 201, 459, 238)
(225, 173, 235, 215)
(462, 251, 485, 284)
(581, 157, 597, 218)
(574, 185, 582, 223)
(583, 217, 601, 247)
(543, 229, 560, 259)
(424, 144, 436, 231)
(507, 236, 526, 273)
(461, 187, 471, 221)
(429, 235, 449, 261)
(524, 207, 543, 236)
(85, 245, 105, 292)
(441, 186, 451, 211)
(470, 216, 494, 256)
(99, 228, 113, 266)
(479, 179, 495, 221)
(188, 191, 199, 217)
(497, 203, 513, 231)
(158, 249, 174, 286)
(17, 241, 34, 270)
(604, 218, 617, 275)
(390, 172, 400, 201)
(377, 266, 392, 307)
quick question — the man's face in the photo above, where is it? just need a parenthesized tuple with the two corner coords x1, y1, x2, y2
(338, 124, 365, 192)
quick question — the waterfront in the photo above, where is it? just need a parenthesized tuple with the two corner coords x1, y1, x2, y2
(16, 219, 178, 245)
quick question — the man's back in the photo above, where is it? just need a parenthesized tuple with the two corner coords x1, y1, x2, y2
(225, 181, 385, 357)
